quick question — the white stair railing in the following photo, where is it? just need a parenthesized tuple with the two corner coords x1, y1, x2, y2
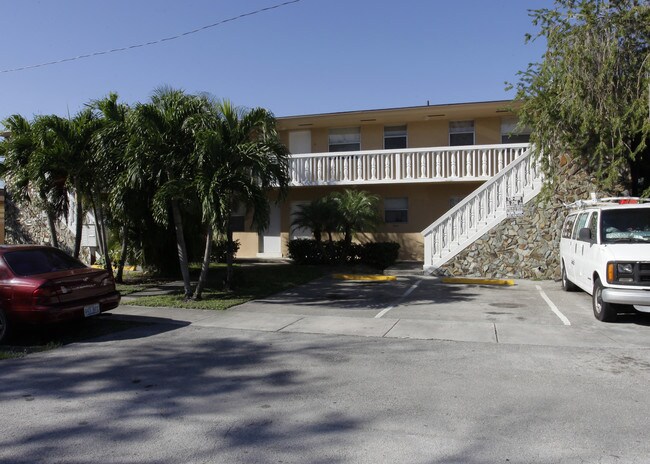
(421, 146, 543, 274)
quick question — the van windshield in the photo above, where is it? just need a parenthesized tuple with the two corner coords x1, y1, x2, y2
(600, 209, 650, 244)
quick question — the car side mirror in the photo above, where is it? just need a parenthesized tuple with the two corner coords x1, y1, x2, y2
(579, 227, 592, 241)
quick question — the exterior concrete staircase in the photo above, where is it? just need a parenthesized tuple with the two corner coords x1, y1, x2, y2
(421, 146, 543, 274)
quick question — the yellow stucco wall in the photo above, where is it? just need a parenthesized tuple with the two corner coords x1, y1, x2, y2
(407, 120, 448, 147)
(360, 125, 383, 151)
(475, 118, 501, 145)
(283, 116, 504, 153)
(311, 128, 328, 153)
(232, 232, 259, 258)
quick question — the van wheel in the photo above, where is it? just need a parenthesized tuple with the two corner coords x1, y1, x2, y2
(561, 261, 576, 291)
(0, 309, 10, 344)
(592, 278, 617, 322)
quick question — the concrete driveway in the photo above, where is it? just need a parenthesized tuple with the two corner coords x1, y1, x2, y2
(111, 276, 650, 349)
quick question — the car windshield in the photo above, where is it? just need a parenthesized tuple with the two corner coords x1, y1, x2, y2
(600, 208, 650, 244)
(3, 248, 87, 276)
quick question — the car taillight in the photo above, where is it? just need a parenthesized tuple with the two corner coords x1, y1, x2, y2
(101, 276, 115, 287)
(32, 286, 55, 305)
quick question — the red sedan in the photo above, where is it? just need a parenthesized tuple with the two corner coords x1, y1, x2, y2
(0, 245, 121, 343)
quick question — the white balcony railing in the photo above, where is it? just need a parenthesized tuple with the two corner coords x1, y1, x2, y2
(422, 145, 543, 273)
(289, 143, 530, 186)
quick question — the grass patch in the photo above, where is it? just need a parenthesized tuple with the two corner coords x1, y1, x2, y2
(129, 263, 328, 310)
(0, 317, 149, 361)
(115, 274, 174, 295)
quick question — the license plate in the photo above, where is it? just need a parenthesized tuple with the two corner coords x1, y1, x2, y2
(84, 303, 101, 317)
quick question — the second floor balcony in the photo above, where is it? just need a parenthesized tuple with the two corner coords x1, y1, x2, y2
(288, 143, 531, 187)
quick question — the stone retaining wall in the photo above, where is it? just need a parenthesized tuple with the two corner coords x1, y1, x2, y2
(3, 191, 90, 261)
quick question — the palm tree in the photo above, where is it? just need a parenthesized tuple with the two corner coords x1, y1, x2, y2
(91, 93, 132, 279)
(291, 196, 338, 243)
(331, 189, 381, 248)
(191, 99, 290, 298)
(34, 110, 102, 259)
(123, 87, 208, 298)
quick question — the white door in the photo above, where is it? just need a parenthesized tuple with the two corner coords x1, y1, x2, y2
(289, 130, 311, 154)
(258, 203, 282, 257)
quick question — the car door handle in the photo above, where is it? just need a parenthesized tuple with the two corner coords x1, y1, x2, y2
(571, 260, 575, 265)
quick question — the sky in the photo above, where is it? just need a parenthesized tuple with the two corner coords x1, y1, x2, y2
(0, 0, 552, 121)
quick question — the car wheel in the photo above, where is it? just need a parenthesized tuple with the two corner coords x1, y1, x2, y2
(561, 261, 576, 291)
(592, 277, 617, 322)
(0, 309, 10, 344)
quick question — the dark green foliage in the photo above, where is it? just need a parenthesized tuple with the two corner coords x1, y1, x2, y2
(288, 239, 399, 269)
(514, 0, 650, 196)
(210, 239, 241, 263)
(290, 189, 381, 244)
(287, 239, 330, 265)
(359, 242, 401, 270)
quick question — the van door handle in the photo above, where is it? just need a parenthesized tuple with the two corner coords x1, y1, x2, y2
(571, 260, 575, 265)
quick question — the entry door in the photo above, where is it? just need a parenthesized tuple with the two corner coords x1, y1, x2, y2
(258, 203, 282, 257)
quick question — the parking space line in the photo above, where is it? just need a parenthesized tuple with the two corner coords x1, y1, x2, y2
(536, 285, 571, 326)
(374, 281, 421, 319)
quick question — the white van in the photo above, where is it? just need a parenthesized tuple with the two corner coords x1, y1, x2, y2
(560, 197, 650, 321)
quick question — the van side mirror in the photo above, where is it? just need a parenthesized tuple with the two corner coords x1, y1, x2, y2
(578, 227, 592, 241)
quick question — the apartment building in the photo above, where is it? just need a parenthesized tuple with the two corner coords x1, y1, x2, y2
(233, 100, 535, 264)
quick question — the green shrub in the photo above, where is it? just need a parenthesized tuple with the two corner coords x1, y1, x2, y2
(359, 242, 400, 269)
(288, 239, 398, 268)
(287, 239, 323, 264)
(211, 239, 241, 263)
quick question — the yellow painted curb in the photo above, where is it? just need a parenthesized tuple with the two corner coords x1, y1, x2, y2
(91, 265, 138, 271)
(441, 277, 515, 286)
(333, 274, 397, 282)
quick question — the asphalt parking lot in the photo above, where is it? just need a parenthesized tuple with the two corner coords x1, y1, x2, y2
(113, 276, 650, 349)
(5, 277, 650, 463)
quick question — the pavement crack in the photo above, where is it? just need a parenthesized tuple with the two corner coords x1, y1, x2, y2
(276, 317, 304, 332)
(493, 323, 499, 343)
(382, 319, 400, 337)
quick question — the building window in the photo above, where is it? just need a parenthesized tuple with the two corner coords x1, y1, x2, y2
(230, 203, 246, 232)
(449, 121, 475, 146)
(501, 118, 531, 144)
(384, 125, 407, 149)
(329, 127, 360, 152)
(384, 197, 408, 223)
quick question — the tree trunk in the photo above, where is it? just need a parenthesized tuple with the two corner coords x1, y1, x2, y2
(115, 225, 128, 284)
(46, 210, 59, 249)
(225, 218, 234, 292)
(91, 202, 104, 258)
(73, 186, 83, 259)
(171, 198, 192, 299)
(193, 225, 213, 300)
(97, 204, 113, 277)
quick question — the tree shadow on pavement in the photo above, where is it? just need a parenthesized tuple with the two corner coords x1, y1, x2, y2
(0, 331, 371, 464)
